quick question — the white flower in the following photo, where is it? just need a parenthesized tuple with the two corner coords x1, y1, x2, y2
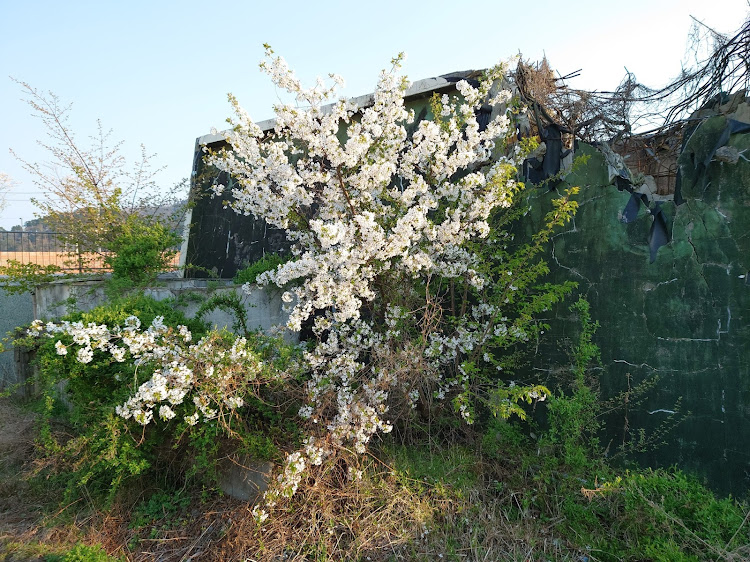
(251, 505, 269, 525)
(76, 346, 93, 364)
(178, 325, 192, 343)
(224, 396, 244, 409)
(72, 332, 90, 346)
(149, 316, 166, 333)
(27, 320, 44, 336)
(110, 346, 126, 362)
(159, 405, 177, 420)
(55, 341, 68, 356)
(134, 409, 153, 425)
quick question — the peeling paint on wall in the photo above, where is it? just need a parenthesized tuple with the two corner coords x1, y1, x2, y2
(523, 95, 750, 494)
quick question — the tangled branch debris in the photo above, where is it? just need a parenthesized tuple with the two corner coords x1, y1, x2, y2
(515, 15, 750, 144)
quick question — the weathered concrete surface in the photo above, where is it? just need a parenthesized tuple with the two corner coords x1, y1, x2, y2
(0, 290, 33, 395)
(32, 277, 109, 320)
(523, 129, 750, 495)
(33, 277, 292, 337)
(216, 456, 274, 503)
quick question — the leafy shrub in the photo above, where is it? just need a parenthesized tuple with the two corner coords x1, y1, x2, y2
(129, 488, 190, 529)
(35, 295, 205, 412)
(25, 297, 197, 501)
(0, 260, 63, 295)
(104, 216, 180, 291)
(195, 290, 252, 338)
(561, 469, 749, 560)
(233, 252, 289, 286)
(24, 295, 302, 504)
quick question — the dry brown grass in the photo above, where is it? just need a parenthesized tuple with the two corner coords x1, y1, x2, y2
(98, 454, 575, 561)
(0, 408, 581, 562)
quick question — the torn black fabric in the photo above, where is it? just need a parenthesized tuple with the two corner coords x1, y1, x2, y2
(476, 104, 493, 132)
(541, 124, 563, 181)
(523, 156, 545, 185)
(649, 203, 669, 263)
(621, 192, 646, 223)
(522, 123, 572, 188)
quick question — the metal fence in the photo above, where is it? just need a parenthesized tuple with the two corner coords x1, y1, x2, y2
(0, 231, 180, 273)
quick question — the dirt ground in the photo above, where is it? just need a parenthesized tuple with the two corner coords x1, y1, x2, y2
(0, 397, 37, 511)
(0, 398, 47, 560)
(0, 398, 240, 562)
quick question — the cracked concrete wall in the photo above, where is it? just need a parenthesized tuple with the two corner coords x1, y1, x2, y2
(522, 127, 750, 496)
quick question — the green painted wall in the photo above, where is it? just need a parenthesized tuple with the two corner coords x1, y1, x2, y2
(523, 125, 750, 496)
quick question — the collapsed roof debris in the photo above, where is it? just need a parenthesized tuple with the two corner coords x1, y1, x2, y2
(515, 15, 750, 263)
(515, 62, 676, 262)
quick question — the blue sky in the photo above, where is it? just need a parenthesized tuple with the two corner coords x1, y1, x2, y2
(1, 0, 747, 229)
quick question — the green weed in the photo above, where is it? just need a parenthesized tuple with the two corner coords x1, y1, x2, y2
(47, 543, 123, 562)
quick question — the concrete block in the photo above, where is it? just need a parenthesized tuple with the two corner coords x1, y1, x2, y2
(217, 456, 274, 503)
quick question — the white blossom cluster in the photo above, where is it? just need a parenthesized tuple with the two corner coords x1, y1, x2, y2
(204, 48, 539, 500)
(27, 317, 283, 427)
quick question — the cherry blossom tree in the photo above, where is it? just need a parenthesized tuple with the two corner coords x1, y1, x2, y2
(205, 47, 576, 505)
